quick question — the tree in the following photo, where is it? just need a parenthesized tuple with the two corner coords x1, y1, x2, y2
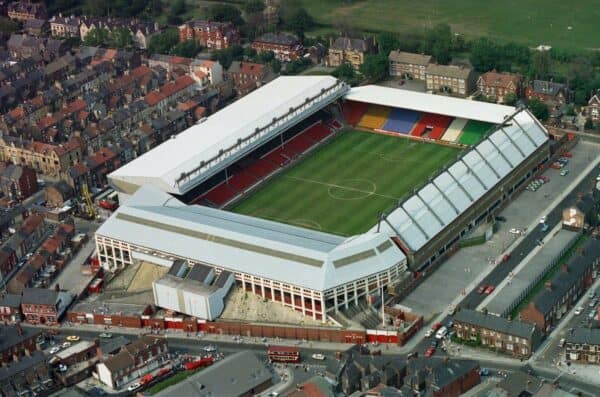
(244, 0, 265, 14)
(504, 92, 518, 106)
(83, 27, 110, 47)
(527, 98, 549, 121)
(332, 62, 358, 85)
(271, 59, 282, 73)
(148, 28, 179, 55)
(171, 40, 200, 58)
(109, 27, 133, 49)
(285, 7, 314, 39)
(469, 37, 500, 72)
(243, 46, 257, 58)
(377, 32, 399, 56)
(422, 23, 452, 65)
(207, 4, 244, 26)
(0, 17, 18, 35)
(531, 50, 550, 79)
(211, 44, 244, 68)
(359, 54, 388, 82)
(170, 0, 186, 16)
(584, 118, 594, 130)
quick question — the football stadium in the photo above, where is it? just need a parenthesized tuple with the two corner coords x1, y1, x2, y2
(98, 76, 550, 322)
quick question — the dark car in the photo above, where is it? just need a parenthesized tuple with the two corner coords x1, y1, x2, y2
(494, 215, 507, 222)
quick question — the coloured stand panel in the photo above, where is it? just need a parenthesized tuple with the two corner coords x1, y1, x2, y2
(357, 105, 392, 129)
(459, 120, 494, 145)
(442, 118, 468, 142)
(382, 108, 422, 134)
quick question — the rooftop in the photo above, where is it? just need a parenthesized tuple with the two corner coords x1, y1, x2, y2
(109, 76, 347, 195)
(152, 351, 271, 397)
(454, 309, 538, 339)
(566, 327, 600, 346)
(388, 51, 432, 66)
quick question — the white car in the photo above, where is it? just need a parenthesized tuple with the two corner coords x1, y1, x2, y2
(57, 364, 68, 373)
(574, 307, 584, 315)
(202, 345, 217, 352)
(539, 216, 547, 224)
(127, 383, 140, 392)
(311, 353, 326, 361)
(596, 174, 600, 181)
(49, 346, 60, 355)
(61, 342, 71, 349)
(509, 228, 521, 235)
(425, 329, 433, 338)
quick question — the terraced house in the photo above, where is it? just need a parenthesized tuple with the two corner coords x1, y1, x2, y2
(453, 309, 542, 358)
(425, 64, 475, 97)
(565, 328, 600, 365)
(388, 51, 432, 81)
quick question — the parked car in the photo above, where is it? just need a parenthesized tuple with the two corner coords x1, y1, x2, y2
(480, 368, 490, 376)
(431, 322, 442, 332)
(311, 353, 325, 361)
(435, 326, 448, 340)
(424, 346, 436, 357)
(495, 215, 507, 222)
(425, 329, 433, 338)
(509, 228, 521, 235)
(57, 364, 68, 373)
(484, 285, 495, 295)
(574, 306, 584, 315)
(99, 333, 113, 339)
(66, 335, 80, 342)
(560, 169, 570, 176)
(49, 346, 60, 355)
(61, 342, 71, 349)
(127, 383, 140, 392)
(477, 285, 486, 294)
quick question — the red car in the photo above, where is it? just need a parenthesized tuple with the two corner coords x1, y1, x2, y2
(431, 322, 442, 331)
(502, 253, 511, 263)
(424, 347, 436, 357)
(484, 285, 495, 295)
(477, 285, 486, 294)
(563, 152, 573, 158)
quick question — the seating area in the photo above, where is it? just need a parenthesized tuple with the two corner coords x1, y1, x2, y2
(343, 100, 369, 125)
(357, 105, 391, 129)
(458, 120, 494, 145)
(410, 113, 453, 139)
(382, 108, 421, 134)
(196, 122, 335, 207)
(441, 118, 468, 142)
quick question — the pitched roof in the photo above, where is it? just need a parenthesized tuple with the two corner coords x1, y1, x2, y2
(227, 61, 265, 77)
(388, 51, 432, 66)
(531, 80, 566, 96)
(479, 71, 521, 88)
(566, 327, 600, 346)
(0, 293, 22, 308)
(454, 309, 538, 339)
(255, 32, 299, 46)
(331, 36, 373, 52)
(425, 63, 473, 79)
(21, 288, 58, 306)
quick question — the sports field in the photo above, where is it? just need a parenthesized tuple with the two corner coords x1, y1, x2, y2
(299, 0, 600, 50)
(231, 130, 461, 236)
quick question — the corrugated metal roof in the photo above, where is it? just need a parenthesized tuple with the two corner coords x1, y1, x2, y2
(344, 85, 515, 124)
(109, 76, 348, 195)
(96, 186, 406, 291)
(371, 109, 549, 252)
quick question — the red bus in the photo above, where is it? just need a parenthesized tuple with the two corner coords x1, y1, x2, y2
(267, 345, 300, 363)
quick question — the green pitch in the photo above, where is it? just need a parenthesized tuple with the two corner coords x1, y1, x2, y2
(230, 130, 461, 236)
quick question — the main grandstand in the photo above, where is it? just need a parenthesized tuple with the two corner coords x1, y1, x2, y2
(100, 76, 550, 322)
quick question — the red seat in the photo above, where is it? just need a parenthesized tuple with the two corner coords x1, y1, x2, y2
(343, 101, 368, 125)
(411, 113, 453, 138)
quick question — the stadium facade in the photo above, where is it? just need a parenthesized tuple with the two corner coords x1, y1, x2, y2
(98, 76, 550, 322)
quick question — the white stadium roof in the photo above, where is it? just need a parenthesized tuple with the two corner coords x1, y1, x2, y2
(370, 109, 549, 252)
(344, 85, 515, 124)
(110, 76, 347, 195)
(97, 186, 406, 292)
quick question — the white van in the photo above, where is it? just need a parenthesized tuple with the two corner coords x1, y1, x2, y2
(435, 326, 448, 340)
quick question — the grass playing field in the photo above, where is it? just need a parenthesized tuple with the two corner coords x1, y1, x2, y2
(231, 130, 461, 236)
(299, 0, 600, 51)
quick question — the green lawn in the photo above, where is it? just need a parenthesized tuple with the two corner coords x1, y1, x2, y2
(231, 130, 461, 236)
(299, 0, 600, 50)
